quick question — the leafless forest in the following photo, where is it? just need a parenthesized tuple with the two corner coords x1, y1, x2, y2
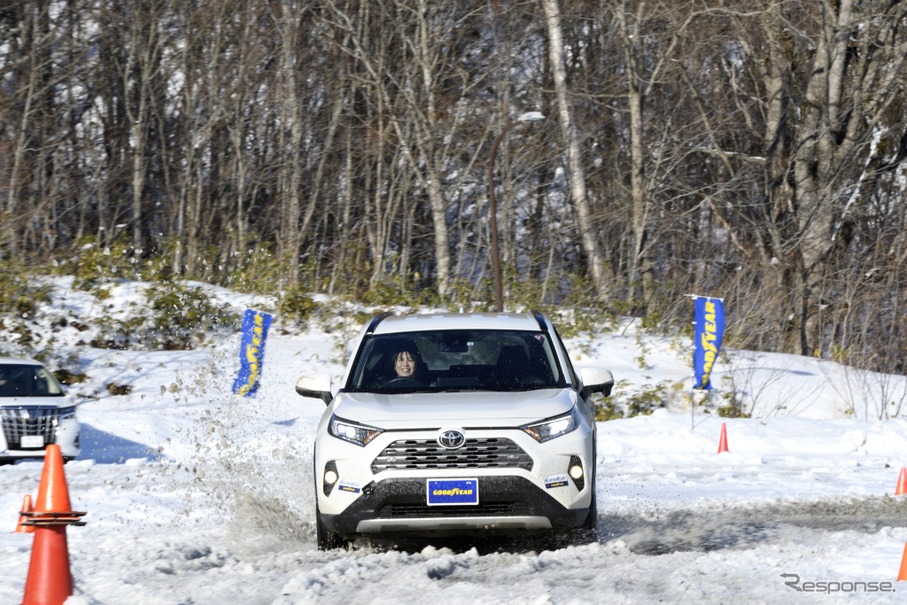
(1, 0, 905, 373)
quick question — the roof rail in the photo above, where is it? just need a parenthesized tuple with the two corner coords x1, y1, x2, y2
(365, 312, 393, 335)
(531, 310, 549, 332)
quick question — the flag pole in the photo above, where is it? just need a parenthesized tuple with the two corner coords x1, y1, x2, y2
(688, 294, 697, 430)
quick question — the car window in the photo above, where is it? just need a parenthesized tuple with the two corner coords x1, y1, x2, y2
(0, 364, 65, 397)
(346, 330, 566, 393)
(551, 325, 580, 386)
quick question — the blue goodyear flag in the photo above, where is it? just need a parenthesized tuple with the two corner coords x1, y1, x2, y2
(232, 309, 273, 397)
(693, 297, 725, 390)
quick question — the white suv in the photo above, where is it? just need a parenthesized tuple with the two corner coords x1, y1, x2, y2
(295, 312, 614, 549)
(0, 357, 81, 464)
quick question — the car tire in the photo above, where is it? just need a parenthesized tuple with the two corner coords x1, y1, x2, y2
(556, 498, 598, 548)
(573, 497, 599, 544)
(315, 503, 348, 551)
(568, 460, 598, 546)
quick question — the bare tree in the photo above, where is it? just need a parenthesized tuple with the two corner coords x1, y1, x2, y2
(540, 0, 608, 300)
(1, 0, 905, 376)
(2, 0, 55, 258)
(320, 0, 492, 300)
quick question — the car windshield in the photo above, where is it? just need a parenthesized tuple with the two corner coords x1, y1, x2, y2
(0, 364, 65, 397)
(346, 329, 566, 393)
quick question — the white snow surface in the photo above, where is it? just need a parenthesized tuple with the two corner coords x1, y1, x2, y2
(2, 277, 907, 604)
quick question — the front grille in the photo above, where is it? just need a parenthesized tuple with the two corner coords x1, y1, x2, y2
(378, 501, 526, 518)
(372, 437, 533, 473)
(1, 408, 61, 450)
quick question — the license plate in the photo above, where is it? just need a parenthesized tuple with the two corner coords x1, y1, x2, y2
(20, 435, 44, 449)
(426, 478, 479, 506)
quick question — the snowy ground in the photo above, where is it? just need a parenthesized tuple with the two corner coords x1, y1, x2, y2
(3, 278, 907, 604)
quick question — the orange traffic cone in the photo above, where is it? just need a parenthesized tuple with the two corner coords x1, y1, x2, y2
(33, 444, 74, 516)
(21, 444, 86, 605)
(717, 422, 729, 454)
(15, 494, 35, 534)
(898, 541, 907, 581)
(896, 468, 907, 496)
(22, 524, 72, 605)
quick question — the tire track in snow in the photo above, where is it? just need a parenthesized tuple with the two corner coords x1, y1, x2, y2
(600, 496, 907, 555)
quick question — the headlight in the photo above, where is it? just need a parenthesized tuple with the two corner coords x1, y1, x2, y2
(521, 407, 579, 443)
(59, 406, 77, 420)
(328, 415, 383, 446)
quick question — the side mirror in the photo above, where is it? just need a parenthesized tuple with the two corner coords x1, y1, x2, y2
(579, 367, 614, 399)
(295, 374, 333, 405)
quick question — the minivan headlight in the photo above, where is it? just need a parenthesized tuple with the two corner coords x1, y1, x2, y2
(328, 415, 383, 446)
(521, 408, 579, 443)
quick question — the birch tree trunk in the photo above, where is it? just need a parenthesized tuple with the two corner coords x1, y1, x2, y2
(540, 0, 607, 299)
(615, 3, 648, 307)
(123, 1, 164, 254)
(276, 0, 304, 286)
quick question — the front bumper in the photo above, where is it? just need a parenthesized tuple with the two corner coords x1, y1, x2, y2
(323, 476, 590, 536)
(314, 424, 595, 538)
(0, 413, 80, 461)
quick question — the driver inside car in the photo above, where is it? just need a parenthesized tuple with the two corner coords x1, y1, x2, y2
(384, 343, 426, 386)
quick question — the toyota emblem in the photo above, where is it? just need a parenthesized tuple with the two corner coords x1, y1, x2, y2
(437, 428, 466, 449)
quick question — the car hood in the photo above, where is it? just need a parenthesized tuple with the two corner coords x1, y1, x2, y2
(331, 388, 578, 427)
(0, 396, 73, 409)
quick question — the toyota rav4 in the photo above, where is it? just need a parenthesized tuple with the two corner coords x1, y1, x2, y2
(295, 312, 614, 550)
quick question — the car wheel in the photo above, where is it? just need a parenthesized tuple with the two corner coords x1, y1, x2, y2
(315, 504, 348, 551)
(569, 459, 599, 546)
(559, 497, 598, 547)
(578, 496, 599, 540)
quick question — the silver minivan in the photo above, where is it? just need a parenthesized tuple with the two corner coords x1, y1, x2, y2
(0, 357, 81, 464)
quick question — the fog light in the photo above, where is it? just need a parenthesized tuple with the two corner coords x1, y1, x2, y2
(567, 455, 585, 491)
(323, 460, 339, 496)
